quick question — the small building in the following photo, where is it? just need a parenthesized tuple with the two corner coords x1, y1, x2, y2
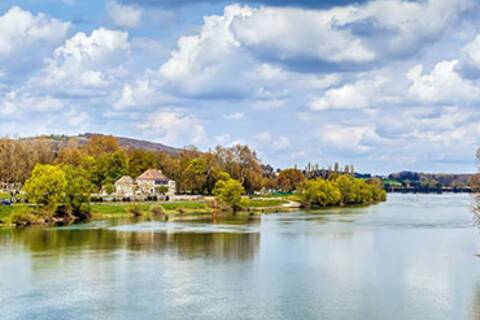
(136, 169, 176, 196)
(114, 176, 135, 197)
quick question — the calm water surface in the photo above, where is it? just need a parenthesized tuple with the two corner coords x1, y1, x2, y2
(1, 193, 479, 319)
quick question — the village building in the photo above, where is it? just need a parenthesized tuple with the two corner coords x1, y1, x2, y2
(114, 176, 135, 197)
(136, 169, 176, 196)
(113, 169, 176, 198)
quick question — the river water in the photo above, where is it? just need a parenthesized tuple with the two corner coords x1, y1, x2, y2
(1, 193, 479, 319)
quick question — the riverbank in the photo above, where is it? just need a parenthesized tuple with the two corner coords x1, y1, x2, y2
(0, 197, 298, 227)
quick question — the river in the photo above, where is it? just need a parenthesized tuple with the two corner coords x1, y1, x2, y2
(1, 193, 479, 319)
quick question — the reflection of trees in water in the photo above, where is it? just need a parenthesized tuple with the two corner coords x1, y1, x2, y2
(1, 226, 260, 261)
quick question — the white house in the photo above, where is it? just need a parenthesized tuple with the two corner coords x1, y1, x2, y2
(136, 169, 176, 196)
(114, 176, 135, 197)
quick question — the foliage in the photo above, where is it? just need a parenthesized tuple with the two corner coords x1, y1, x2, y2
(275, 168, 305, 192)
(8, 207, 43, 227)
(296, 175, 386, 208)
(155, 186, 169, 195)
(296, 179, 341, 208)
(213, 178, 245, 211)
(23, 164, 67, 213)
(63, 165, 94, 217)
(126, 204, 145, 217)
(150, 205, 165, 216)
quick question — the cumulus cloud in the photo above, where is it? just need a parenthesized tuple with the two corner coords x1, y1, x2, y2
(31, 28, 131, 96)
(0, 91, 65, 117)
(106, 1, 142, 28)
(0, 7, 71, 74)
(407, 60, 480, 104)
(138, 110, 206, 146)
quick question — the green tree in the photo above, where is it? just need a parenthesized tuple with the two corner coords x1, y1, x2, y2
(63, 165, 94, 218)
(335, 175, 358, 205)
(296, 178, 341, 208)
(24, 164, 67, 213)
(213, 178, 245, 211)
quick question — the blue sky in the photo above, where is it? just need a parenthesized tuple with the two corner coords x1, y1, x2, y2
(1, 0, 479, 174)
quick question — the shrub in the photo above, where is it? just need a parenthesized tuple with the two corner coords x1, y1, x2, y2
(9, 207, 43, 227)
(150, 205, 165, 216)
(126, 204, 144, 217)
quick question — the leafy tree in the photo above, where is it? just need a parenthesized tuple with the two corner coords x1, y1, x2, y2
(213, 178, 245, 211)
(63, 165, 94, 218)
(85, 135, 120, 157)
(127, 149, 157, 178)
(297, 178, 341, 208)
(275, 168, 305, 192)
(155, 185, 169, 195)
(335, 175, 358, 205)
(24, 164, 67, 213)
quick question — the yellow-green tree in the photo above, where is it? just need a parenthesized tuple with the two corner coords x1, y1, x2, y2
(63, 165, 94, 218)
(213, 178, 245, 211)
(24, 164, 67, 213)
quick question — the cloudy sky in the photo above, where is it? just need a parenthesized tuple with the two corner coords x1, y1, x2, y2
(1, 0, 479, 174)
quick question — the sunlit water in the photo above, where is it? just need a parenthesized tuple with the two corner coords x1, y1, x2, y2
(1, 193, 479, 319)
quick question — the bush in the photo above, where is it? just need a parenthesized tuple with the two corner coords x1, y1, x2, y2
(150, 205, 165, 216)
(126, 204, 144, 217)
(9, 207, 43, 227)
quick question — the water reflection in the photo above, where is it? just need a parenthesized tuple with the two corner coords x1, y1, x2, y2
(1, 193, 480, 320)
(0, 219, 260, 261)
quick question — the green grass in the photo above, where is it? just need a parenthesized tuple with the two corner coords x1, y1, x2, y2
(240, 198, 288, 208)
(161, 201, 210, 210)
(0, 204, 30, 223)
(383, 179, 402, 187)
(91, 200, 211, 218)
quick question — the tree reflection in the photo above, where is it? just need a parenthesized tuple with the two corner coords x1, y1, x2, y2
(0, 220, 260, 262)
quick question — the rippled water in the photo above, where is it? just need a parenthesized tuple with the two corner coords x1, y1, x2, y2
(1, 193, 479, 319)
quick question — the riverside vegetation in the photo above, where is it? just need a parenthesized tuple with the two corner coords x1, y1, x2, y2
(0, 135, 386, 227)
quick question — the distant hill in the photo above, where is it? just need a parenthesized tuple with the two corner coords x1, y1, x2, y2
(26, 133, 182, 155)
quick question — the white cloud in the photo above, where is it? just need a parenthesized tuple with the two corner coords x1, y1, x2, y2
(0, 7, 71, 75)
(138, 110, 206, 146)
(115, 79, 155, 109)
(309, 75, 390, 111)
(0, 7, 70, 57)
(0, 90, 65, 116)
(31, 28, 131, 95)
(224, 112, 244, 120)
(106, 1, 142, 28)
(318, 125, 375, 152)
(407, 60, 480, 103)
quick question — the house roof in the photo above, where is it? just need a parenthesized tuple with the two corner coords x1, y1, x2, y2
(115, 176, 134, 184)
(137, 169, 169, 181)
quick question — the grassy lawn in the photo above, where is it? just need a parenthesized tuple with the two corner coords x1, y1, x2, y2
(91, 200, 212, 218)
(240, 198, 288, 208)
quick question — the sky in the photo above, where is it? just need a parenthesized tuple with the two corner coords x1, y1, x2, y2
(0, 0, 479, 174)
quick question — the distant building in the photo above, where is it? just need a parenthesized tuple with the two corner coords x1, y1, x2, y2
(114, 176, 135, 197)
(113, 169, 176, 198)
(136, 169, 176, 196)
